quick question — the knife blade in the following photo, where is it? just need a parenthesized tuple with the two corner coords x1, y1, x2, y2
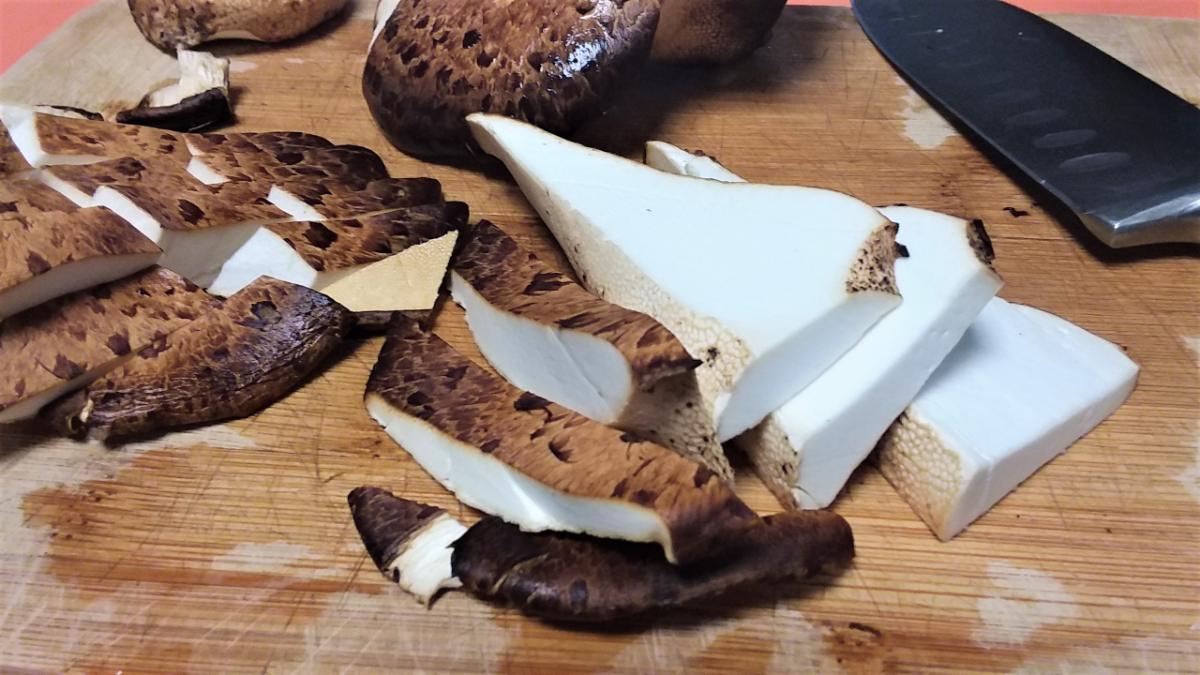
(852, 0, 1200, 247)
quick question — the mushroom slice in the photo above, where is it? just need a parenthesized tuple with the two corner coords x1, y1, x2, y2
(0, 266, 215, 423)
(347, 487, 466, 606)
(364, 317, 758, 565)
(875, 299, 1139, 540)
(116, 50, 232, 132)
(187, 142, 388, 185)
(0, 208, 162, 322)
(468, 114, 904, 443)
(363, 0, 661, 157)
(450, 220, 730, 479)
(1, 123, 32, 177)
(643, 141, 745, 183)
(651, 0, 786, 65)
(348, 487, 855, 621)
(48, 277, 354, 440)
(0, 105, 189, 167)
(0, 178, 81, 217)
(267, 176, 444, 221)
(208, 202, 467, 313)
(129, 0, 350, 50)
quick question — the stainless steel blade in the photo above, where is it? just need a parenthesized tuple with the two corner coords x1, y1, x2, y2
(853, 0, 1200, 247)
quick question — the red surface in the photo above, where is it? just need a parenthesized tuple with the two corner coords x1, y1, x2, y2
(1, 0, 1198, 74)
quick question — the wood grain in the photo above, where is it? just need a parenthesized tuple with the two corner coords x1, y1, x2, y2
(2, 2, 1198, 672)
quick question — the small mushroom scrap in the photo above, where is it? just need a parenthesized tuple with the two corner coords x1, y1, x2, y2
(49, 277, 354, 440)
(651, 0, 787, 64)
(451, 220, 730, 479)
(0, 266, 217, 423)
(348, 487, 855, 621)
(364, 316, 758, 565)
(116, 50, 233, 132)
(128, 0, 350, 50)
(363, 0, 660, 157)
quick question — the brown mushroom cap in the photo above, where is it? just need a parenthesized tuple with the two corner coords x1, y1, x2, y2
(651, 0, 787, 64)
(128, 0, 350, 50)
(363, 0, 660, 157)
(48, 276, 354, 440)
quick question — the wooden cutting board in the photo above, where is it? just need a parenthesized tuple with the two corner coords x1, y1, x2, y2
(2, 2, 1197, 672)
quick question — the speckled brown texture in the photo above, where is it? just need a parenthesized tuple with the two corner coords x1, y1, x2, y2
(453, 508, 853, 620)
(0, 179, 80, 219)
(363, 0, 660, 157)
(192, 138, 387, 184)
(115, 88, 232, 132)
(274, 175, 444, 219)
(652, 0, 785, 64)
(188, 130, 334, 159)
(27, 113, 190, 164)
(0, 124, 32, 177)
(454, 220, 698, 390)
(49, 277, 353, 440)
(845, 221, 905, 295)
(264, 202, 467, 272)
(366, 316, 758, 565)
(967, 218, 998, 273)
(0, 266, 217, 417)
(0, 208, 160, 293)
(47, 157, 291, 231)
(347, 486, 449, 574)
(128, 0, 349, 50)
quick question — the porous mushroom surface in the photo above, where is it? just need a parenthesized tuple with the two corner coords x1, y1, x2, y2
(450, 219, 729, 478)
(49, 276, 354, 440)
(0, 266, 216, 423)
(364, 317, 758, 565)
(468, 113, 904, 443)
(128, 0, 350, 50)
(874, 299, 1139, 540)
(363, 0, 660, 157)
(0, 207, 162, 322)
(652, 0, 786, 64)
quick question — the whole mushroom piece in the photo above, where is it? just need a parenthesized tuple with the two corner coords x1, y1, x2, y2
(652, 0, 787, 64)
(128, 0, 350, 50)
(363, 0, 660, 158)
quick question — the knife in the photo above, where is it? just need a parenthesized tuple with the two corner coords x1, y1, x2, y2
(852, 0, 1200, 247)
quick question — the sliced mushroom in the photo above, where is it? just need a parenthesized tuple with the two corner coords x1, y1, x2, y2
(48, 276, 354, 440)
(0, 208, 162, 322)
(450, 220, 729, 479)
(0, 178, 81, 217)
(1, 123, 33, 177)
(363, 0, 660, 157)
(128, 0, 350, 50)
(348, 487, 855, 621)
(0, 266, 216, 424)
(116, 50, 232, 132)
(651, 0, 786, 64)
(187, 142, 387, 185)
(0, 105, 189, 167)
(364, 316, 758, 565)
(347, 486, 465, 605)
(267, 176, 444, 221)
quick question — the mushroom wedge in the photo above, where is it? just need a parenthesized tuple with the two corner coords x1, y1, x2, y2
(364, 317, 758, 565)
(49, 277, 354, 440)
(266, 176, 444, 222)
(0, 106, 189, 167)
(450, 220, 730, 479)
(364, 0, 660, 157)
(0, 266, 216, 424)
(348, 487, 855, 621)
(129, 0, 349, 49)
(1, 123, 32, 177)
(0, 207, 162, 322)
(875, 299, 1139, 540)
(652, 0, 787, 65)
(468, 114, 904, 443)
(186, 141, 387, 186)
(209, 202, 468, 311)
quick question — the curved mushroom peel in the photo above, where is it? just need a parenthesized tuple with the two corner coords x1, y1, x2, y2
(0, 105, 189, 167)
(347, 487, 465, 606)
(347, 487, 855, 621)
(875, 299, 1139, 541)
(363, 0, 660, 157)
(0, 266, 216, 424)
(364, 317, 759, 565)
(652, 0, 786, 65)
(467, 114, 904, 443)
(128, 0, 350, 50)
(0, 208, 162, 322)
(48, 277, 354, 440)
(643, 141, 745, 183)
(738, 207, 1003, 508)
(450, 220, 730, 479)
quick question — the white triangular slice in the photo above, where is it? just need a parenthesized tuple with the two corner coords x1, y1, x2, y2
(875, 299, 1139, 540)
(468, 114, 903, 442)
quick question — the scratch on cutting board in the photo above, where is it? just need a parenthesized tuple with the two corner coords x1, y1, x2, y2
(898, 79, 955, 150)
(972, 561, 1080, 648)
(1013, 635, 1200, 673)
